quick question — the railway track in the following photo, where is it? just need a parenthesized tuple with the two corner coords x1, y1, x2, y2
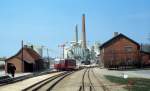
(91, 68, 110, 91)
(22, 71, 74, 91)
(79, 68, 94, 91)
(79, 68, 88, 91)
(87, 69, 96, 91)
(79, 68, 109, 91)
(0, 71, 57, 86)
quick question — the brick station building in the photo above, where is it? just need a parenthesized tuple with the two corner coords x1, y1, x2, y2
(5, 46, 45, 73)
(99, 33, 150, 68)
(140, 51, 150, 67)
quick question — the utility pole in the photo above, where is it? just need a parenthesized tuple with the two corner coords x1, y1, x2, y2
(21, 40, 24, 72)
(58, 44, 65, 59)
(62, 44, 65, 59)
(47, 48, 50, 69)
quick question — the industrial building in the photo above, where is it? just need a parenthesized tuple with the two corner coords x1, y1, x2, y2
(63, 14, 95, 65)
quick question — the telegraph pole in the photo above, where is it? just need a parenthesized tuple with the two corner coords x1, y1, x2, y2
(47, 48, 50, 69)
(62, 44, 65, 59)
(21, 40, 24, 72)
(58, 44, 65, 59)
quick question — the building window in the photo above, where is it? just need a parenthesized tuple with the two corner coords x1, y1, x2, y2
(124, 46, 133, 52)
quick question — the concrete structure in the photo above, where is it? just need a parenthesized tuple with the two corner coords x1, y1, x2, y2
(82, 14, 87, 49)
(63, 14, 94, 65)
(5, 46, 46, 73)
(75, 24, 78, 43)
(100, 33, 141, 68)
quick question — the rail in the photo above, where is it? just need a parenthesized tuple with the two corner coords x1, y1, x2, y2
(22, 71, 74, 91)
(79, 68, 110, 91)
(91, 68, 110, 91)
(87, 69, 96, 91)
(0, 70, 58, 86)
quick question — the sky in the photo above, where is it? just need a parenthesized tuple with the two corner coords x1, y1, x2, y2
(0, 0, 150, 58)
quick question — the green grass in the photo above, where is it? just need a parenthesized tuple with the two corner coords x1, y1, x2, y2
(104, 75, 150, 91)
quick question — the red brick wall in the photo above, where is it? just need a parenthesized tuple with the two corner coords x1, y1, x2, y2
(100, 37, 140, 68)
(141, 53, 150, 66)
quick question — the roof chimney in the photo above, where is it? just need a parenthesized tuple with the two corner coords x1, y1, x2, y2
(114, 32, 119, 37)
(24, 45, 28, 48)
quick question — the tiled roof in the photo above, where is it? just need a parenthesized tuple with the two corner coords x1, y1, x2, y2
(99, 33, 140, 49)
(24, 48, 41, 60)
(6, 47, 42, 62)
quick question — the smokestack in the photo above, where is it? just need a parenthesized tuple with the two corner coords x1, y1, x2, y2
(75, 24, 78, 43)
(82, 14, 87, 48)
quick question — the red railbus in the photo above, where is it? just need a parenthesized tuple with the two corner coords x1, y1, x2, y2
(54, 59, 76, 71)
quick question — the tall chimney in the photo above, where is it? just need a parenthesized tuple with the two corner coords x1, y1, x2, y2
(75, 24, 78, 43)
(82, 14, 87, 48)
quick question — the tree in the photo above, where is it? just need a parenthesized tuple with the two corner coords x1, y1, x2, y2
(141, 44, 150, 52)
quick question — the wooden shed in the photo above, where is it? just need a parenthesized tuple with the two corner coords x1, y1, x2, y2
(5, 46, 45, 73)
